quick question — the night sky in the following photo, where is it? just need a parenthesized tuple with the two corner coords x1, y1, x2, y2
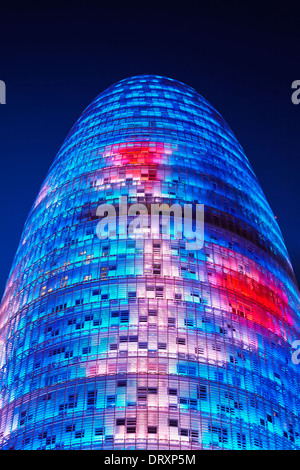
(0, 0, 299, 299)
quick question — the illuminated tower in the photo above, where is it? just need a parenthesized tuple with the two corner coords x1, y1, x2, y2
(0, 75, 299, 450)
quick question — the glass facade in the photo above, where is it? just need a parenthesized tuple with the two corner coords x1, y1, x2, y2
(0, 75, 299, 450)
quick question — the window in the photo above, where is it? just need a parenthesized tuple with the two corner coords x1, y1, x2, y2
(87, 391, 97, 406)
(148, 426, 157, 434)
(177, 337, 186, 345)
(116, 418, 126, 426)
(66, 424, 75, 432)
(169, 419, 178, 427)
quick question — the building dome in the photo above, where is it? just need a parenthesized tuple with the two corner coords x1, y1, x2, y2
(0, 75, 299, 449)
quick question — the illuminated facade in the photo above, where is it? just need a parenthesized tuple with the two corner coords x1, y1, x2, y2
(0, 75, 300, 450)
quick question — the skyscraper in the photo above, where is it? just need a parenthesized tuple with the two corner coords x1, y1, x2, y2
(0, 75, 299, 450)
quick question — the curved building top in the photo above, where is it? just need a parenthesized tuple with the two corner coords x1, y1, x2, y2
(21, 75, 296, 291)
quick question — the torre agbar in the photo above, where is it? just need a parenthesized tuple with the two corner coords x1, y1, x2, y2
(0, 75, 300, 451)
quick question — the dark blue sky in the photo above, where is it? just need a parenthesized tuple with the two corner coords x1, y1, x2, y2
(0, 1, 299, 298)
